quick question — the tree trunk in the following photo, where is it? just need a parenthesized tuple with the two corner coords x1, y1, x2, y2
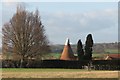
(20, 56, 25, 68)
(88, 61, 92, 71)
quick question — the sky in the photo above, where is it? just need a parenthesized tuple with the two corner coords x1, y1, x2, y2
(0, 0, 118, 45)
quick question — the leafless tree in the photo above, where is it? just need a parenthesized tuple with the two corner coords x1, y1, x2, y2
(2, 5, 51, 67)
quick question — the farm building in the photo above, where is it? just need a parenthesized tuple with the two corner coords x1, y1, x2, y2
(60, 38, 77, 60)
(105, 54, 120, 60)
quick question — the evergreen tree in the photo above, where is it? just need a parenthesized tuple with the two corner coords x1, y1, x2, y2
(77, 39, 84, 61)
(84, 34, 93, 60)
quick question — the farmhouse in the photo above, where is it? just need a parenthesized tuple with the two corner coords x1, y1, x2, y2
(60, 38, 77, 60)
(105, 54, 120, 60)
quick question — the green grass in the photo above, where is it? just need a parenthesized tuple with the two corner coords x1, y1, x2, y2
(45, 53, 61, 59)
(92, 53, 105, 58)
(105, 49, 118, 54)
(48, 49, 119, 59)
(47, 53, 101, 59)
(2, 68, 87, 72)
(4, 49, 119, 60)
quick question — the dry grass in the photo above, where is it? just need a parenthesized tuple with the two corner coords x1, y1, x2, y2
(2, 69, 119, 78)
(2, 71, 118, 78)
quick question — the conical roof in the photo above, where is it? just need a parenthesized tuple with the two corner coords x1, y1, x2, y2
(60, 38, 76, 60)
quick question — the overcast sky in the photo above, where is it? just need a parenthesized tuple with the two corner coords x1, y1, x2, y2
(0, 1, 118, 45)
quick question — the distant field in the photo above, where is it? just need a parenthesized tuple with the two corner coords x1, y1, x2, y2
(45, 53, 61, 59)
(105, 49, 118, 54)
(92, 53, 106, 58)
(2, 68, 119, 78)
(47, 52, 119, 59)
(47, 53, 105, 59)
(3, 49, 118, 60)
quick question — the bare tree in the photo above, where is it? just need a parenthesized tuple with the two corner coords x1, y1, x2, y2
(2, 5, 51, 67)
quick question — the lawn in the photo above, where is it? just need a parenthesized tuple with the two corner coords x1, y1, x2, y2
(2, 68, 85, 72)
(2, 68, 119, 78)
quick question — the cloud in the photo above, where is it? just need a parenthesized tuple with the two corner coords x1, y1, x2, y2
(2, 2, 27, 25)
(44, 9, 117, 31)
(41, 9, 117, 44)
(0, 25, 2, 47)
(1, 2, 117, 44)
(2, 3, 16, 24)
(2, 0, 18, 2)
(1, 0, 119, 2)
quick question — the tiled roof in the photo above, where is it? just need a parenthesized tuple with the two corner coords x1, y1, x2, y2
(60, 38, 76, 60)
(108, 54, 120, 59)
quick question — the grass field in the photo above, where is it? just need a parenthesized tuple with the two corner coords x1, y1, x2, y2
(2, 68, 119, 78)
(47, 53, 105, 59)
(105, 49, 118, 54)
(47, 49, 119, 59)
